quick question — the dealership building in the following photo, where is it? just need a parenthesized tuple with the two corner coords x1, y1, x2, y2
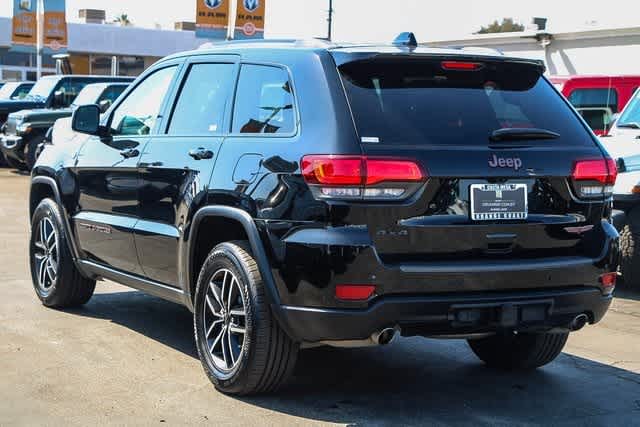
(0, 9, 204, 81)
(1, 10, 640, 81)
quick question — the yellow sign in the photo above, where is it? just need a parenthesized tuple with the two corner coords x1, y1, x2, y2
(235, 0, 265, 39)
(196, 0, 230, 38)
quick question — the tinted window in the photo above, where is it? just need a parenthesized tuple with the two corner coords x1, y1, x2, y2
(58, 79, 88, 107)
(98, 85, 127, 104)
(169, 63, 236, 135)
(14, 84, 32, 99)
(110, 66, 177, 136)
(569, 88, 618, 113)
(618, 89, 640, 127)
(232, 65, 295, 134)
(339, 58, 593, 146)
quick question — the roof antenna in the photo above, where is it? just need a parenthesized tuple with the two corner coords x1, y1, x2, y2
(393, 32, 418, 49)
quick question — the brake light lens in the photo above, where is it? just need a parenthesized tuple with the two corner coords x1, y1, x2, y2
(335, 284, 376, 301)
(571, 158, 617, 198)
(441, 61, 483, 71)
(599, 272, 617, 294)
(301, 155, 426, 200)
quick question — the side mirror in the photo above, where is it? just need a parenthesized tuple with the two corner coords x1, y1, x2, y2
(72, 104, 101, 135)
(98, 99, 112, 113)
(53, 90, 65, 108)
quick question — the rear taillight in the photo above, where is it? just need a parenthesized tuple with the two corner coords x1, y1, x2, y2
(599, 272, 617, 295)
(301, 155, 426, 200)
(571, 158, 617, 198)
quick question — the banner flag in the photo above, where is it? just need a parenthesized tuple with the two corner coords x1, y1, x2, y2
(43, 0, 68, 53)
(196, 0, 230, 39)
(234, 0, 265, 40)
(11, 0, 67, 54)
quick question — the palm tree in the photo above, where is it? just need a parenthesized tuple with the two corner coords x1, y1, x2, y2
(113, 13, 132, 27)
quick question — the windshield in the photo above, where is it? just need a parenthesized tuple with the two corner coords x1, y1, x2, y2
(26, 78, 58, 100)
(617, 89, 640, 128)
(339, 58, 594, 146)
(0, 82, 19, 99)
(72, 85, 104, 107)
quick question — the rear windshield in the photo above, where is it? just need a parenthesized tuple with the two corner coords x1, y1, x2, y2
(339, 58, 593, 146)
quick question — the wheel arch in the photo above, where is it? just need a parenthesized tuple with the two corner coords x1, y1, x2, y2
(30, 176, 82, 264)
(184, 206, 294, 336)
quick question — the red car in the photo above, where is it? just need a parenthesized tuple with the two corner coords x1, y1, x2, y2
(549, 75, 640, 135)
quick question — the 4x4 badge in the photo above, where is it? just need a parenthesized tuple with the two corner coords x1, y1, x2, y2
(488, 154, 522, 171)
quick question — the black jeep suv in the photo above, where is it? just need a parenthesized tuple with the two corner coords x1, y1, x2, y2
(29, 37, 619, 395)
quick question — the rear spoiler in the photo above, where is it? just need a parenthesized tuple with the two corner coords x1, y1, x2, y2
(330, 51, 546, 74)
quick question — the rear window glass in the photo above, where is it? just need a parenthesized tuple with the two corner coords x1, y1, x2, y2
(339, 58, 594, 146)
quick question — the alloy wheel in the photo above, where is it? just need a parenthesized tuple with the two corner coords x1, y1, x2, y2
(33, 217, 59, 292)
(203, 268, 248, 372)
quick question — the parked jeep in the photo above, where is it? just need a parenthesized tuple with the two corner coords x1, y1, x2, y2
(30, 37, 619, 395)
(0, 75, 133, 170)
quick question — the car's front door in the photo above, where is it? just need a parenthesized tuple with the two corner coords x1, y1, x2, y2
(72, 63, 181, 274)
(135, 55, 239, 287)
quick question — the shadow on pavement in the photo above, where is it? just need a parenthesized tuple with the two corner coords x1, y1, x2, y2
(70, 290, 640, 425)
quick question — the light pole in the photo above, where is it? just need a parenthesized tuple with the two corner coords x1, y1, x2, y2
(36, 0, 44, 79)
(327, 0, 333, 41)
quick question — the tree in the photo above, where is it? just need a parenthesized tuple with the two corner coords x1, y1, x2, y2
(477, 18, 524, 34)
(113, 13, 132, 27)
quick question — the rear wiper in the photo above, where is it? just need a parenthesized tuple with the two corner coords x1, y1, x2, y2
(490, 128, 560, 142)
(617, 122, 640, 129)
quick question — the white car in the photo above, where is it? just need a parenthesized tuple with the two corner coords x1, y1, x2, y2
(600, 88, 640, 289)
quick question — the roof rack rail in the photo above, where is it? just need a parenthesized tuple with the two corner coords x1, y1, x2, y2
(198, 38, 332, 49)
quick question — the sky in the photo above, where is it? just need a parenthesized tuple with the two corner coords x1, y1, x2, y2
(1, 0, 639, 42)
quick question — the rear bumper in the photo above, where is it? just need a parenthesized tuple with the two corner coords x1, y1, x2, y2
(265, 219, 619, 342)
(281, 287, 612, 343)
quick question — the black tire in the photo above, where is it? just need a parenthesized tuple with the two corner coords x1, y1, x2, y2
(194, 241, 298, 395)
(620, 207, 640, 289)
(25, 134, 45, 171)
(468, 331, 569, 370)
(4, 154, 27, 171)
(30, 198, 96, 308)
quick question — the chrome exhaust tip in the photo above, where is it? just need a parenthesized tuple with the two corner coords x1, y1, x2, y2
(570, 314, 589, 331)
(372, 327, 398, 345)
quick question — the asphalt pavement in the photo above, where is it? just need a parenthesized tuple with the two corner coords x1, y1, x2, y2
(1, 168, 639, 426)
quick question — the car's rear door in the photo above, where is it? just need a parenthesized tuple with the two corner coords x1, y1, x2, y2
(72, 63, 181, 274)
(336, 56, 615, 271)
(135, 54, 239, 287)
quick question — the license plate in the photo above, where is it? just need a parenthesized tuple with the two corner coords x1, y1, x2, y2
(470, 183, 527, 221)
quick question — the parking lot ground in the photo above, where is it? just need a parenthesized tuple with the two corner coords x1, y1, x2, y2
(0, 168, 639, 426)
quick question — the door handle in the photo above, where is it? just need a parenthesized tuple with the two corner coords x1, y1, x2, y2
(120, 148, 140, 159)
(188, 147, 214, 160)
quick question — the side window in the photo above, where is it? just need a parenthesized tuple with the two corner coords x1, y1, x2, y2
(57, 79, 86, 107)
(98, 86, 127, 105)
(568, 88, 618, 113)
(110, 66, 177, 136)
(15, 85, 32, 99)
(232, 64, 295, 134)
(168, 63, 236, 135)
